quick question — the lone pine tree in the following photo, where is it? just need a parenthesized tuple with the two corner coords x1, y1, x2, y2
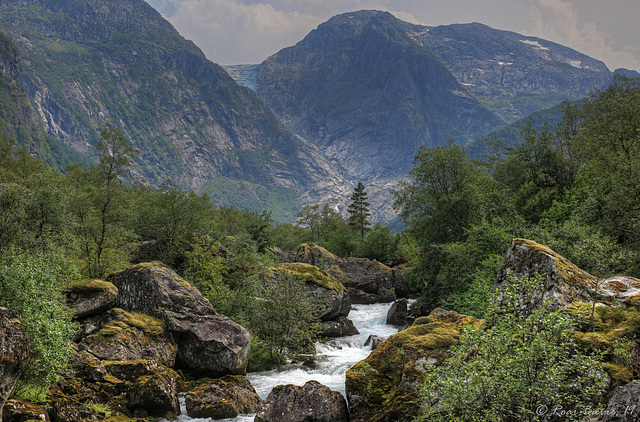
(348, 182, 371, 240)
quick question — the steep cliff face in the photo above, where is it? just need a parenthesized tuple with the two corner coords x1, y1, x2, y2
(258, 11, 502, 181)
(411, 22, 611, 122)
(0, 0, 351, 220)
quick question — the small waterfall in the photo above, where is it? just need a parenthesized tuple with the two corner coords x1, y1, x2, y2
(177, 301, 400, 421)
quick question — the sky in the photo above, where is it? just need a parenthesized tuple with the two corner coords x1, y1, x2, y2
(145, 0, 640, 72)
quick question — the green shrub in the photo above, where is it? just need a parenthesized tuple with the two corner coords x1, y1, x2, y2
(0, 252, 77, 399)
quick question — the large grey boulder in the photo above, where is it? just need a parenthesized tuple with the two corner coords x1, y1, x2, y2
(0, 308, 30, 421)
(255, 380, 349, 422)
(127, 368, 181, 418)
(386, 299, 408, 326)
(294, 243, 341, 270)
(599, 379, 640, 421)
(328, 257, 400, 303)
(65, 280, 117, 318)
(107, 262, 251, 376)
(185, 375, 262, 419)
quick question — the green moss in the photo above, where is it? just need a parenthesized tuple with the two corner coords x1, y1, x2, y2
(92, 309, 166, 339)
(275, 263, 346, 292)
(603, 362, 633, 388)
(66, 279, 118, 295)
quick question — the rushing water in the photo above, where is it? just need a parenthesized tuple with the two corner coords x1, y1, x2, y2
(175, 301, 400, 422)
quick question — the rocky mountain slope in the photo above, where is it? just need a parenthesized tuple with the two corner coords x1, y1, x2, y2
(0, 0, 352, 221)
(256, 11, 613, 184)
(413, 22, 611, 122)
(0, 29, 83, 168)
(258, 11, 503, 181)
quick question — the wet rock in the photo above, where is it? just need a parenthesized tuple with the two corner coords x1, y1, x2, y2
(127, 368, 181, 418)
(317, 316, 359, 337)
(346, 308, 478, 422)
(102, 359, 164, 382)
(0, 308, 30, 420)
(77, 308, 177, 367)
(364, 335, 385, 350)
(255, 380, 348, 422)
(185, 375, 261, 419)
(108, 262, 251, 376)
(65, 279, 117, 319)
(2, 399, 49, 421)
(386, 298, 408, 326)
(347, 287, 395, 304)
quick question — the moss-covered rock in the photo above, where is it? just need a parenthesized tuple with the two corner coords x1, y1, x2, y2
(273, 263, 351, 322)
(345, 308, 478, 422)
(294, 243, 341, 270)
(66, 279, 118, 319)
(127, 368, 181, 418)
(184, 375, 261, 419)
(3, 399, 50, 421)
(78, 308, 177, 367)
(327, 258, 402, 303)
(108, 262, 251, 377)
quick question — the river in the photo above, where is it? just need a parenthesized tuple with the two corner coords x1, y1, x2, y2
(175, 301, 400, 421)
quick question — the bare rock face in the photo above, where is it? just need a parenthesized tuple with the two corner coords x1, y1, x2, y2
(107, 262, 251, 376)
(0, 308, 30, 421)
(185, 375, 262, 419)
(65, 280, 117, 319)
(255, 380, 349, 422)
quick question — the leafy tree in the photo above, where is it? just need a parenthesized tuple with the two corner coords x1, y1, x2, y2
(296, 204, 321, 241)
(347, 182, 371, 240)
(70, 124, 138, 277)
(249, 271, 318, 363)
(420, 274, 607, 422)
(394, 140, 491, 246)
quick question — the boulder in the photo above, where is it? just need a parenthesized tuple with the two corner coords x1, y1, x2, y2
(255, 380, 348, 422)
(77, 308, 177, 367)
(317, 316, 359, 338)
(67, 349, 108, 383)
(346, 308, 478, 422)
(65, 280, 117, 319)
(107, 262, 251, 376)
(496, 239, 640, 313)
(102, 359, 165, 382)
(495, 239, 597, 312)
(599, 379, 640, 421)
(327, 258, 400, 303)
(2, 399, 49, 422)
(274, 263, 350, 321)
(347, 287, 395, 304)
(386, 299, 408, 326)
(0, 308, 30, 420)
(294, 243, 341, 270)
(364, 335, 385, 351)
(127, 368, 181, 418)
(184, 375, 261, 419)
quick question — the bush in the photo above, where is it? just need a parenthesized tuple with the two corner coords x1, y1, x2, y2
(420, 274, 608, 421)
(0, 252, 77, 400)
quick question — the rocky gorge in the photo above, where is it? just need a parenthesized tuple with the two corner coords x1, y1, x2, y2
(2, 239, 640, 421)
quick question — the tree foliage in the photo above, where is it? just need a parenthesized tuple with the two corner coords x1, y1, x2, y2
(347, 182, 371, 239)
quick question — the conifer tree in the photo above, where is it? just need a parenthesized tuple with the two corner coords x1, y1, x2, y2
(347, 182, 371, 240)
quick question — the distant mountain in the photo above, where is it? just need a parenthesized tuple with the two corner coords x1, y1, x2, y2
(413, 22, 611, 122)
(0, 0, 352, 222)
(256, 11, 613, 183)
(258, 11, 503, 181)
